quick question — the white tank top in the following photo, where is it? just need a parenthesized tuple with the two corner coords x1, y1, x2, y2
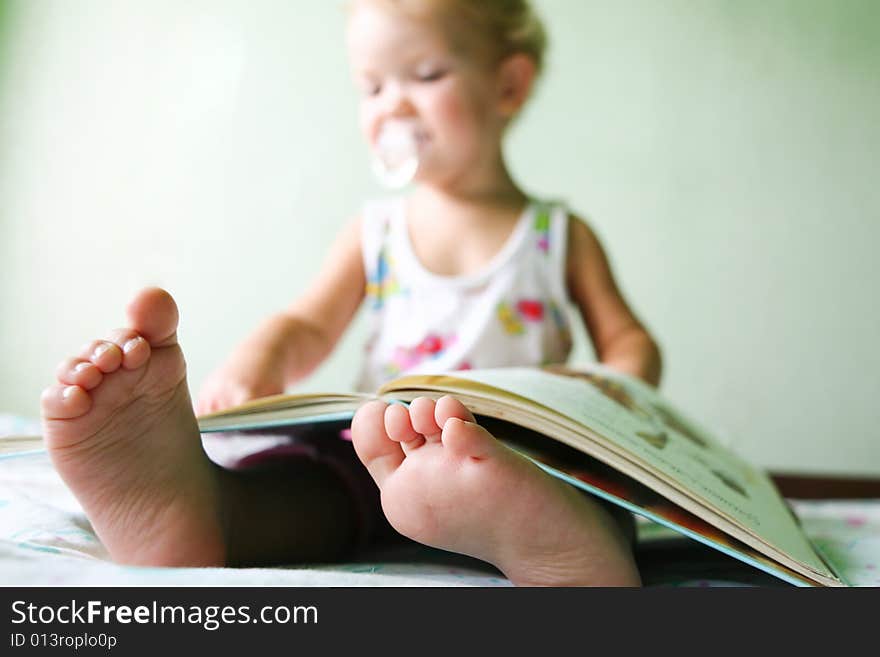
(355, 196, 574, 392)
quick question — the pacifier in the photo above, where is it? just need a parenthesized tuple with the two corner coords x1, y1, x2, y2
(371, 119, 420, 189)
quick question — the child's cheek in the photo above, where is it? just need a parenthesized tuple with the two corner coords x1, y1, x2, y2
(432, 91, 478, 139)
(359, 106, 379, 145)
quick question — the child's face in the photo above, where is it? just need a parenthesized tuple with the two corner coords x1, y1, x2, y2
(347, 3, 506, 186)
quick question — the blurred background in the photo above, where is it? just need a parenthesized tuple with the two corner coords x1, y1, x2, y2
(0, 0, 877, 474)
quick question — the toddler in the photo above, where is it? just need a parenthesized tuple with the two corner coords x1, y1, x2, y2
(41, 0, 660, 585)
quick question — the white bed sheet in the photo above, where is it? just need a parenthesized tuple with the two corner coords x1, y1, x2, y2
(1, 418, 877, 587)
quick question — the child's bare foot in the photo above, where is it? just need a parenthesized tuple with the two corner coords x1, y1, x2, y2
(351, 396, 641, 586)
(41, 288, 226, 566)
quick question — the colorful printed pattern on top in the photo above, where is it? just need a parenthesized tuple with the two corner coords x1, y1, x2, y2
(356, 198, 575, 392)
(383, 332, 458, 378)
(496, 301, 525, 336)
(548, 300, 573, 354)
(365, 247, 403, 310)
(496, 298, 549, 336)
(534, 207, 551, 253)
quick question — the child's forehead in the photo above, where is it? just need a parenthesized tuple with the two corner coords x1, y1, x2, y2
(346, 3, 453, 65)
(346, 1, 455, 48)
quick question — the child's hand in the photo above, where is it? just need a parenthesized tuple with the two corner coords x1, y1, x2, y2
(195, 347, 287, 415)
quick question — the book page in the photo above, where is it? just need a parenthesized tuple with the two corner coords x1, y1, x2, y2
(382, 366, 832, 578)
(476, 416, 817, 586)
(197, 393, 374, 433)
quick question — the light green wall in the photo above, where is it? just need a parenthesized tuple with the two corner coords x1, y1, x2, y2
(1, 1, 878, 474)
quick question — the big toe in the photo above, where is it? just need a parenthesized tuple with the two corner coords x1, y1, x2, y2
(125, 287, 180, 348)
(434, 396, 492, 458)
(434, 395, 476, 428)
(440, 417, 499, 460)
(351, 400, 404, 485)
(41, 384, 92, 421)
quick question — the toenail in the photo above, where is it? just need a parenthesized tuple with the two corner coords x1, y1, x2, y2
(92, 343, 113, 358)
(62, 386, 78, 399)
(73, 362, 92, 373)
(123, 337, 143, 353)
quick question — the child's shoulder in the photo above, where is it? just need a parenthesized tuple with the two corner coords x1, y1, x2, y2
(536, 198, 599, 250)
(566, 211, 600, 250)
(539, 201, 609, 282)
(561, 207, 617, 298)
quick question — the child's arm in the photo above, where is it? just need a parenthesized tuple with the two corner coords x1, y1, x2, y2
(196, 218, 366, 413)
(565, 215, 662, 386)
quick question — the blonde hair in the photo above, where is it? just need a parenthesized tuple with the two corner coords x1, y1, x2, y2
(352, 0, 548, 75)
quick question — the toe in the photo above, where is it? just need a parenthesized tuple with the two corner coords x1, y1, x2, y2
(81, 340, 124, 374)
(384, 403, 424, 447)
(125, 287, 179, 348)
(56, 358, 103, 390)
(41, 384, 92, 420)
(409, 397, 442, 440)
(121, 335, 150, 370)
(441, 417, 498, 460)
(434, 395, 476, 428)
(106, 329, 151, 370)
(351, 400, 405, 485)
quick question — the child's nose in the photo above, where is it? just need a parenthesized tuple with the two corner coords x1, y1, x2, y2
(381, 80, 416, 118)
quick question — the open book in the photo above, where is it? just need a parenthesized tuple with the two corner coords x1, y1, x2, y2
(197, 364, 848, 587)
